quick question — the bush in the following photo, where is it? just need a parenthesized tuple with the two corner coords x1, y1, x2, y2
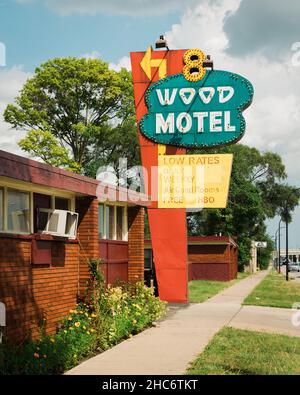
(0, 262, 166, 375)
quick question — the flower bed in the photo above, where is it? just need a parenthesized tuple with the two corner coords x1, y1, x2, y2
(0, 275, 166, 375)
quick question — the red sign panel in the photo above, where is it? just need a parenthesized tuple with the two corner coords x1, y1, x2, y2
(130, 48, 188, 303)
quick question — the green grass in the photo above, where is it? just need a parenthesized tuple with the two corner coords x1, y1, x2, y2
(188, 272, 249, 303)
(186, 327, 300, 375)
(243, 270, 300, 309)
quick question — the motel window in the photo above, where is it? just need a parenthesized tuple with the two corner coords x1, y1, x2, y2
(144, 249, 153, 270)
(116, 207, 123, 240)
(108, 206, 114, 240)
(0, 186, 75, 235)
(0, 188, 3, 231)
(98, 204, 128, 241)
(34, 193, 51, 233)
(7, 189, 30, 233)
(98, 204, 104, 238)
(55, 197, 70, 211)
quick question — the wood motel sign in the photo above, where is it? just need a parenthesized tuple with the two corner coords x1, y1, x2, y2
(130, 46, 254, 303)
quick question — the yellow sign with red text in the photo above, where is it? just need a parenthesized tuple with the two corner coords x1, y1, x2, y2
(158, 154, 233, 209)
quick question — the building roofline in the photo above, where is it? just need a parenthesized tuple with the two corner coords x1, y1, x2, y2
(0, 150, 149, 206)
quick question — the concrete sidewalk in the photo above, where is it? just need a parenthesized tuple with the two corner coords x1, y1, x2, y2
(229, 305, 300, 337)
(67, 269, 280, 375)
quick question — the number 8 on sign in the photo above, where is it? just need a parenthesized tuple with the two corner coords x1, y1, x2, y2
(183, 49, 206, 82)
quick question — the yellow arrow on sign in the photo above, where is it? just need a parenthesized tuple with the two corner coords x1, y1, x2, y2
(140, 46, 167, 80)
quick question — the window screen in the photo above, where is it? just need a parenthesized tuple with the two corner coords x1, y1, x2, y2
(7, 189, 30, 233)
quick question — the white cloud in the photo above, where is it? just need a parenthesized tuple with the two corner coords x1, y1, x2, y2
(17, 0, 198, 16)
(166, 0, 241, 54)
(109, 56, 131, 72)
(165, 0, 300, 243)
(165, 0, 300, 178)
(0, 66, 31, 155)
(81, 50, 101, 60)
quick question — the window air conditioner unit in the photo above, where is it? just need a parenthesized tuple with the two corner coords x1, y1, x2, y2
(37, 209, 78, 239)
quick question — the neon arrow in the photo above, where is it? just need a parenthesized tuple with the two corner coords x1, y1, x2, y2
(140, 46, 167, 80)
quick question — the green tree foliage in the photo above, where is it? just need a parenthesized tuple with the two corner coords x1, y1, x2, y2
(4, 57, 140, 174)
(187, 144, 300, 270)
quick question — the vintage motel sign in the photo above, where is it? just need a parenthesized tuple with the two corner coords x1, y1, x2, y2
(130, 47, 254, 304)
(140, 49, 254, 149)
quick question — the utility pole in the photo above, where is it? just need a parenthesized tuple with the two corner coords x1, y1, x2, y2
(278, 218, 282, 273)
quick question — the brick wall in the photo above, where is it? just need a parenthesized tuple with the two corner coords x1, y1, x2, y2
(128, 206, 144, 282)
(76, 197, 99, 297)
(188, 243, 238, 282)
(0, 235, 79, 342)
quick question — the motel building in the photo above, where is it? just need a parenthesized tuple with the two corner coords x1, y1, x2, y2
(0, 150, 146, 342)
(0, 149, 239, 343)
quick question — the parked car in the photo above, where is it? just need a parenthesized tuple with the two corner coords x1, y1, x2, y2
(289, 262, 300, 272)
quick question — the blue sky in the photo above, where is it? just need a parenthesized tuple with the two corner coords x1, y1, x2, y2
(1, 0, 300, 247)
(0, 0, 181, 71)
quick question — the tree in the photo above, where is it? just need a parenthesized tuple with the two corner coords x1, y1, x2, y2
(4, 57, 140, 174)
(187, 144, 300, 270)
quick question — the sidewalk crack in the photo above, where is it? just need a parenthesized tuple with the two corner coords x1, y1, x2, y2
(226, 305, 243, 327)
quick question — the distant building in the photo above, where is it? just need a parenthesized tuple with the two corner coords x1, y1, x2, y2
(273, 248, 300, 263)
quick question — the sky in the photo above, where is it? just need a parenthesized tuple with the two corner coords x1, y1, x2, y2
(0, 0, 300, 247)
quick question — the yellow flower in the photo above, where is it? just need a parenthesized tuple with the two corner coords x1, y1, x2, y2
(83, 325, 86, 330)
(50, 338, 55, 343)
(68, 316, 73, 321)
(69, 327, 74, 330)
(91, 313, 97, 318)
(85, 312, 88, 317)
(74, 322, 81, 328)
(69, 309, 75, 314)
(64, 330, 67, 334)
(132, 320, 137, 325)
(34, 353, 39, 359)
(90, 328, 95, 333)
(86, 331, 90, 335)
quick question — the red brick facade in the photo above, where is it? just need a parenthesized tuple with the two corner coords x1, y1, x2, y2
(76, 197, 99, 298)
(188, 237, 238, 282)
(0, 235, 79, 341)
(128, 207, 144, 282)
